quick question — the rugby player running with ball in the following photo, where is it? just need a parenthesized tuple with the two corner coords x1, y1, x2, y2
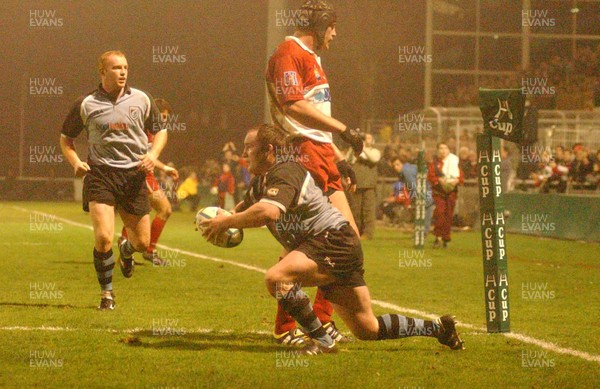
(201, 125, 464, 355)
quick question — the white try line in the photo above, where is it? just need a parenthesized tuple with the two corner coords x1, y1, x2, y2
(0, 325, 270, 336)
(10, 206, 600, 364)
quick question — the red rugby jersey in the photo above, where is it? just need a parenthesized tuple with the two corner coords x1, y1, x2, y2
(266, 36, 332, 144)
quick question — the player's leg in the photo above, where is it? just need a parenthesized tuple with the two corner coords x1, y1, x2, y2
(119, 225, 128, 245)
(325, 286, 463, 349)
(119, 208, 151, 252)
(277, 225, 440, 343)
(273, 251, 341, 345)
(319, 171, 359, 338)
(90, 202, 115, 252)
(115, 170, 151, 277)
(321, 286, 378, 340)
(301, 186, 343, 332)
(89, 201, 116, 310)
(145, 187, 172, 264)
(265, 250, 338, 353)
(327, 286, 435, 341)
(117, 208, 150, 277)
(273, 248, 304, 344)
(265, 251, 463, 352)
(304, 178, 341, 333)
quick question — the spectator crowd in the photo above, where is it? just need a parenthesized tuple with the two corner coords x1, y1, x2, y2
(154, 140, 251, 212)
(438, 44, 600, 111)
(154, 129, 599, 249)
(519, 144, 600, 193)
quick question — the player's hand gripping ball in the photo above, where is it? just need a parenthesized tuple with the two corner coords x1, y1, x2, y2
(195, 206, 243, 248)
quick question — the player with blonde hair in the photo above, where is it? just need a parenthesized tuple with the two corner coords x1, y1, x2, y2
(60, 50, 167, 309)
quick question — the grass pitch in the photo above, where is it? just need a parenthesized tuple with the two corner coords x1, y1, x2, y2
(1, 201, 599, 388)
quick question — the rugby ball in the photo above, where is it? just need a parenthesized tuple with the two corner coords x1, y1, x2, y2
(195, 206, 243, 248)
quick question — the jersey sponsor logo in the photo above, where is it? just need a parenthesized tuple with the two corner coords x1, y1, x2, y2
(313, 88, 331, 103)
(129, 106, 143, 121)
(106, 122, 128, 131)
(283, 71, 299, 87)
(267, 187, 280, 197)
(96, 122, 128, 132)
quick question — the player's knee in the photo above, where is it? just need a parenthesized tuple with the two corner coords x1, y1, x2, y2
(353, 328, 379, 341)
(264, 268, 289, 298)
(138, 240, 150, 252)
(265, 266, 283, 282)
(264, 277, 277, 298)
(95, 234, 113, 252)
(347, 317, 380, 341)
(264, 269, 278, 296)
(132, 235, 150, 252)
(160, 203, 172, 219)
(346, 325, 379, 341)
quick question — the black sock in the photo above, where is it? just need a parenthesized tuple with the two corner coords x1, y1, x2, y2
(277, 283, 333, 346)
(376, 314, 440, 340)
(93, 248, 114, 292)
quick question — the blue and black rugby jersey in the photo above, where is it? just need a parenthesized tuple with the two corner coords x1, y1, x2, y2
(241, 161, 347, 251)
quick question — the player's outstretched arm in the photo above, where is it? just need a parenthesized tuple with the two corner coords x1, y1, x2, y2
(200, 202, 280, 242)
(59, 135, 90, 178)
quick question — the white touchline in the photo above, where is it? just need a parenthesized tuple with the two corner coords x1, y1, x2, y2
(0, 325, 270, 336)
(10, 206, 600, 364)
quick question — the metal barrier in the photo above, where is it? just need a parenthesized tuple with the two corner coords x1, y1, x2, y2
(376, 177, 481, 227)
(368, 107, 600, 152)
(375, 176, 598, 229)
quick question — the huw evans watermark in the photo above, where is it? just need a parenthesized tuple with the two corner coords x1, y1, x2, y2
(399, 250, 432, 268)
(152, 46, 187, 64)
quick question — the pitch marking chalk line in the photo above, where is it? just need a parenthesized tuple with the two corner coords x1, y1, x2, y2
(0, 325, 270, 336)
(10, 206, 600, 364)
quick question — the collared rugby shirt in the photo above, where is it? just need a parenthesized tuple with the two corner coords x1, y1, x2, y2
(241, 161, 346, 251)
(61, 84, 165, 169)
(266, 36, 333, 144)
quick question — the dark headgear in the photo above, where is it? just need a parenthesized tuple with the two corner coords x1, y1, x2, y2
(299, 0, 337, 50)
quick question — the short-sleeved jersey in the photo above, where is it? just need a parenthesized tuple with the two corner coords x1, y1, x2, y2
(241, 161, 346, 251)
(61, 85, 164, 169)
(266, 36, 332, 144)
